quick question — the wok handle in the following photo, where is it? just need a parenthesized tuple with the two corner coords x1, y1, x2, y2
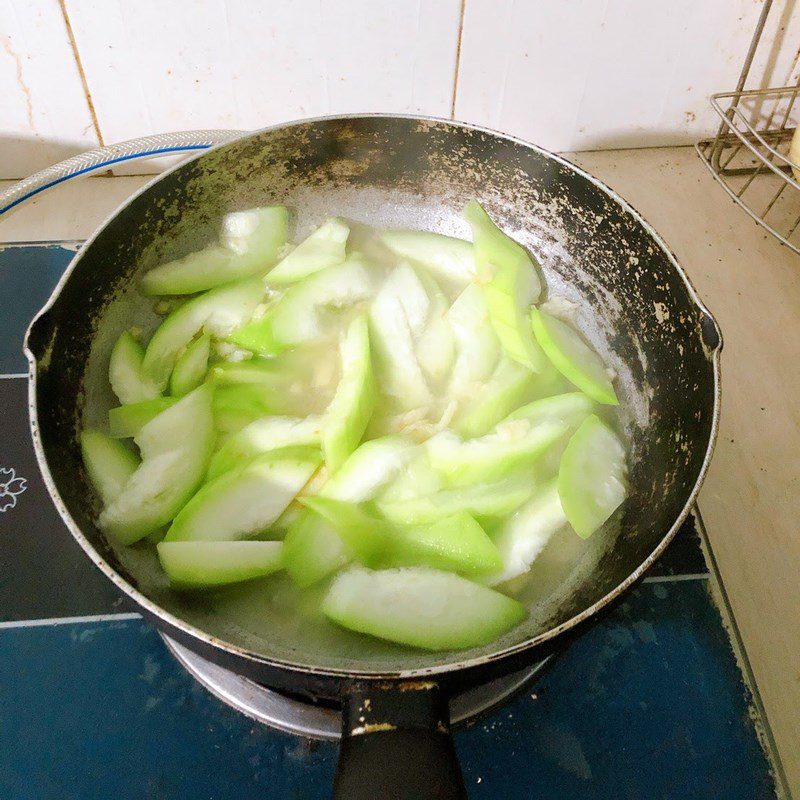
(333, 682, 467, 800)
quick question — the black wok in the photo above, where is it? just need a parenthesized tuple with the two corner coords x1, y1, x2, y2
(25, 116, 721, 798)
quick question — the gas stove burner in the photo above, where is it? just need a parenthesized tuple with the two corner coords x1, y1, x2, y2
(163, 635, 551, 740)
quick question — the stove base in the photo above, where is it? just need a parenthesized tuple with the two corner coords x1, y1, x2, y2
(163, 635, 550, 740)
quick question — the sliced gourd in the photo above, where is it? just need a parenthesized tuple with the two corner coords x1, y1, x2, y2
(157, 541, 283, 588)
(558, 414, 627, 538)
(530, 307, 618, 405)
(322, 315, 375, 472)
(286, 436, 415, 586)
(446, 283, 501, 398)
(385, 262, 434, 334)
(143, 277, 265, 391)
(170, 333, 210, 397)
(426, 417, 569, 486)
(80, 430, 139, 507)
(414, 272, 455, 386)
(108, 397, 177, 439)
(322, 435, 415, 502)
(322, 567, 526, 650)
(211, 384, 284, 436)
(208, 415, 324, 479)
(283, 437, 414, 587)
(368, 265, 433, 409)
(221, 206, 289, 257)
(142, 206, 288, 295)
(165, 447, 321, 542)
(283, 511, 349, 588)
(378, 451, 443, 502)
(380, 229, 475, 289)
(464, 200, 545, 372)
(266, 218, 349, 285)
(229, 256, 373, 355)
(99, 385, 215, 545)
(454, 357, 534, 438)
(486, 480, 566, 585)
(211, 358, 282, 386)
(299, 497, 387, 566)
(376, 473, 534, 526)
(506, 391, 595, 429)
(385, 512, 502, 575)
(108, 331, 161, 405)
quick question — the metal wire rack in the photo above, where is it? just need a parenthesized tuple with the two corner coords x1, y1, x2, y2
(696, 0, 800, 254)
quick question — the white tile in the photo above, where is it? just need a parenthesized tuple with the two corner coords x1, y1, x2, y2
(0, 175, 150, 241)
(64, 0, 461, 159)
(455, 0, 800, 152)
(0, 0, 99, 178)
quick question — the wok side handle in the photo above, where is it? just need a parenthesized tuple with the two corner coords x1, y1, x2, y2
(700, 310, 723, 354)
(334, 682, 467, 800)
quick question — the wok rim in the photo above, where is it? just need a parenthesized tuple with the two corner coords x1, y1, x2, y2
(23, 112, 722, 682)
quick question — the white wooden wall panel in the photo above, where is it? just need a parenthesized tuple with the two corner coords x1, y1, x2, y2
(0, 0, 98, 178)
(63, 0, 462, 145)
(455, 0, 800, 152)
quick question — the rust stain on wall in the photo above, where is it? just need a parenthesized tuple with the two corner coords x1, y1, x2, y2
(1, 33, 35, 131)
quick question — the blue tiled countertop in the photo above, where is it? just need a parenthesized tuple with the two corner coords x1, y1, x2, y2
(0, 244, 787, 799)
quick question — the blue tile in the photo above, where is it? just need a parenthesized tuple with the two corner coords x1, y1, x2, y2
(0, 243, 778, 799)
(457, 581, 777, 799)
(0, 619, 337, 800)
(0, 244, 75, 373)
(0, 377, 126, 621)
(0, 581, 776, 800)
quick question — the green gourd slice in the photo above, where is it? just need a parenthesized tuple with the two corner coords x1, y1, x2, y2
(380, 229, 475, 289)
(486, 480, 566, 585)
(141, 206, 287, 295)
(108, 398, 177, 439)
(454, 357, 534, 439)
(558, 414, 627, 538)
(99, 385, 215, 544)
(446, 284, 501, 399)
(165, 447, 321, 542)
(143, 277, 265, 391)
(298, 497, 387, 566)
(530, 307, 618, 405)
(322, 315, 375, 472)
(385, 512, 502, 575)
(169, 333, 211, 397)
(266, 218, 349, 285)
(207, 415, 324, 479)
(323, 436, 415, 502)
(80, 431, 139, 507)
(322, 567, 526, 651)
(229, 256, 373, 356)
(376, 474, 534, 526)
(426, 417, 569, 487)
(157, 541, 283, 588)
(463, 201, 545, 371)
(108, 331, 161, 405)
(283, 512, 349, 588)
(368, 264, 434, 409)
